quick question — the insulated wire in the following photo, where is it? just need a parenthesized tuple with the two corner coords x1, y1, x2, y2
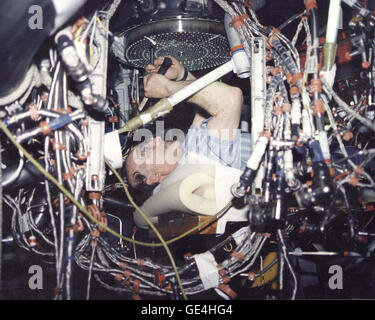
(0, 121, 209, 300)
(97, 18, 113, 36)
(0, 120, 160, 246)
(105, 161, 187, 300)
(86, 244, 96, 300)
(278, 12, 305, 31)
(322, 79, 375, 133)
(0, 119, 233, 247)
(106, 163, 232, 297)
(0, 122, 234, 300)
(106, 161, 233, 246)
(277, 229, 297, 300)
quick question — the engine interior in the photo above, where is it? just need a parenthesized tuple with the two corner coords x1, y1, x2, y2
(1, 0, 375, 300)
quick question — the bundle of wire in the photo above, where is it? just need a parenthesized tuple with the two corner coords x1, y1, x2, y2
(0, 0, 375, 301)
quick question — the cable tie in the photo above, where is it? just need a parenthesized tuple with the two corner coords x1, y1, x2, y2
(28, 103, 39, 121)
(310, 78, 322, 93)
(304, 0, 317, 12)
(39, 121, 51, 135)
(292, 72, 303, 85)
(230, 251, 245, 261)
(63, 167, 75, 181)
(232, 14, 249, 30)
(98, 216, 108, 233)
(243, 0, 252, 8)
(118, 262, 128, 270)
(221, 275, 231, 284)
(115, 273, 123, 282)
(133, 279, 141, 293)
(354, 166, 365, 175)
(76, 150, 90, 161)
(108, 116, 118, 123)
(65, 225, 78, 234)
(311, 99, 324, 115)
(88, 192, 101, 200)
(271, 67, 285, 77)
(90, 228, 100, 238)
(51, 107, 72, 114)
(137, 258, 145, 267)
(273, 106, 283, 116)
(155, 270, 166, 288)
(349, 176, 360, 187)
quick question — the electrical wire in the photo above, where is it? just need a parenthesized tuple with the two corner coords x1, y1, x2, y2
(323, 79, 375, 133)
(86, 243, 97, 300)
(277, 229, 297, 300)
(0, 119, 198, 300)
(0, 116, 234, 249)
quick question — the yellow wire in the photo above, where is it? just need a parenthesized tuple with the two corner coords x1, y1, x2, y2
(106, 161, 187, 300)
(0, 120, 188, 299)
(96, 18, 112, 35)
(0, 118, 232, 245)
(107, 160, 233, 244)
(0, 121, 149, 245)
(0, 119, 233, 299)
(74, 26, 83, 43)
(89, 46, 93, 66)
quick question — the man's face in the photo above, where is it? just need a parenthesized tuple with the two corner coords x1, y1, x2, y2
(125, 137, 183, 189)
(132, 136, 168, 168)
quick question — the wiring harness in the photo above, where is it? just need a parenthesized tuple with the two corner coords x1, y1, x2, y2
(0, 0, 375, 300)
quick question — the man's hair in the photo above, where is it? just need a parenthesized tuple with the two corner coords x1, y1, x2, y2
(122, 155, 154, 205)
(124, 149, 155, 192)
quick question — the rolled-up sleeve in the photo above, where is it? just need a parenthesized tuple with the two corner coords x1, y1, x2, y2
(182, 118, 252, 171)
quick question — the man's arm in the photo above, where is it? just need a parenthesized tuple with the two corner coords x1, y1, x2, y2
(144, 57, 243, 139)
(145, 56, 197, 82)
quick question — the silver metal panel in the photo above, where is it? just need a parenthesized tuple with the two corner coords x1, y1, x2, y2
(250, 37, 266, 195)
(86, 12, 109, 192)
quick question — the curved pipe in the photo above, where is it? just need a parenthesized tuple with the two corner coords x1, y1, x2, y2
(2, 159, 54, 193)
(103, 195, 134, 210)
(224, 13, 251, 78)
(0, 0, 86, 102)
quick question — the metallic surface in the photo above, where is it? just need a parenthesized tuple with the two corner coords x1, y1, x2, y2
(118, 18, 230, 70)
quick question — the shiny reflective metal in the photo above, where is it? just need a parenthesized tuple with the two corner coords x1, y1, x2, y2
(119, 17, 230, 71)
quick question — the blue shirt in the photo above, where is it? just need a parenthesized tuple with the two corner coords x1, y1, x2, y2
(182, 118, 252, 171)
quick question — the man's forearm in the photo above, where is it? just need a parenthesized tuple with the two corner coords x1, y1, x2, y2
(143, 67, 243, 132)
(166, 80, 241, 118)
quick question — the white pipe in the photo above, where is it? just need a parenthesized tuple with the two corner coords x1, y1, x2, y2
(302, 109, 314, 139)
(168, 60, 234, 106)
(318, 131, 331, 161)
(284, 149, 294, 182)
(342, 0, 356, 6)
(224, 13, 251, 79)
(246, 136, 269, 170)
(119, 60, 235, 132)
(325, 0, 342, 43)
(291, 97, 302, 126)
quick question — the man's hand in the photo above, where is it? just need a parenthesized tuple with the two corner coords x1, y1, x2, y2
(145, 56, 185, 81)
(143, 73, 173, 99)
(143, 55, 243, 136)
